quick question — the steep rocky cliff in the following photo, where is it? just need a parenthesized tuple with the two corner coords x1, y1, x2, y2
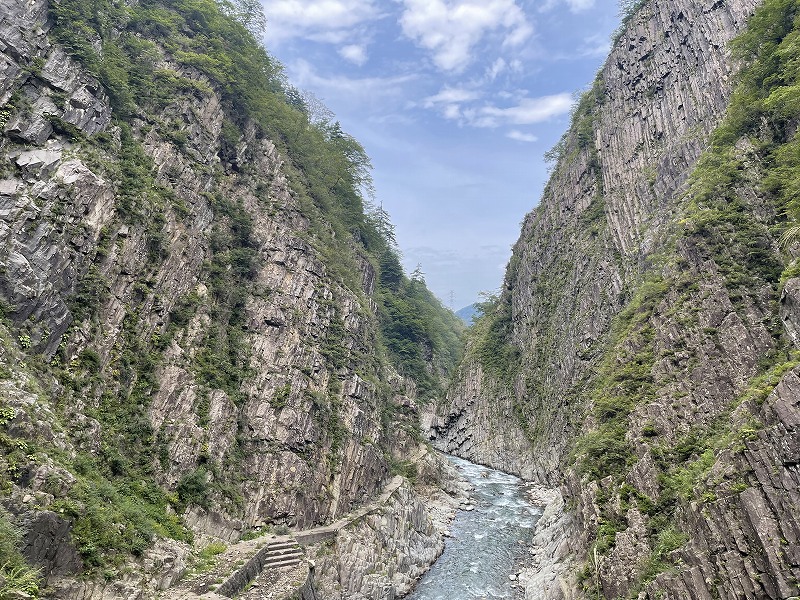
(432, 0, 800, 597)
(0, 0, 462, 595)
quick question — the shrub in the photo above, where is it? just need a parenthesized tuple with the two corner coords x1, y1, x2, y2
(177, 468, 211, 510)
(0, 509, 41, 596)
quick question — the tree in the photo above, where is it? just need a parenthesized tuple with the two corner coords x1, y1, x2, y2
(324, 120, 375, 201)
(302, 91, 335, 125)
(379, 249, 403, 290)
(284, 85, 308, 115)
(219, 0, 266, 36)
(366, 203, 396, 248)
(410, 263, 425, 284)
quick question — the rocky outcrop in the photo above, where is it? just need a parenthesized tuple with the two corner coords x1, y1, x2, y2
(424, 361, 537, 479)
(48, 540, 190, 600)
(20, 511, 82, 577)
(645, 368, 800, 598)
(430, 0, 761, 484)
(517, 490, 576, 600)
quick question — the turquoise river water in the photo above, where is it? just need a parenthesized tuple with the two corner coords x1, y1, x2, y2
(405, 456, 542, 599)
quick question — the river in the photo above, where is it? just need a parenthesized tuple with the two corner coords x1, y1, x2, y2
(406, 456, 543, 600)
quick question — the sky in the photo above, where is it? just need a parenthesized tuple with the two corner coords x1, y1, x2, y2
(259, 0, 622, 310)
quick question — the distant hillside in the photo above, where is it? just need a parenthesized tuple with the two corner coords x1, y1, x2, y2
(455, 304, 481, 325)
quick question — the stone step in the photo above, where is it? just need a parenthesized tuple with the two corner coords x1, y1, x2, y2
(265, 541, 300, 552)
(261, 556, 303, 569)
(264, 548, 303, 559)
(263, 550, 303, 562)
(212, 537, 306, 598)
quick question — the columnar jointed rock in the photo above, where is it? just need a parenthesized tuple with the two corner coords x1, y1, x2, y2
(431, 0, 761, 485)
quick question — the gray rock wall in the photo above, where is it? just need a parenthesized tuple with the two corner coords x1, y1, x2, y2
(431, 0, 760, 484)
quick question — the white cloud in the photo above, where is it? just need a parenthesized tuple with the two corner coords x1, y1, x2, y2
(486, 58, 506, 81)
(399, 0, 533, 72)
(424, 87, 481, 106)
(421, 88, 571, 128)
(472, 92, 573, 127)
(507, 130, 538, 142)
(443, 104, 462, 119)
(422, 86, 481, 121)
(484, 57, 524, 81)
(289, 59, 418, 103)
(567, 0, 595, 10)
(339, 44, 368, 65)
(264, 0, 380, 43)
(539, 0, 595, 13)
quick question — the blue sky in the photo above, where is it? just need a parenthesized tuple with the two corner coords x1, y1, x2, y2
(260, 0, 621, 309)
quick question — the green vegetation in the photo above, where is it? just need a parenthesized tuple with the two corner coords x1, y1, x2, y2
(0, 403, 31, 487)
(49, 465, 191, 568)
(470, 291, 520, 381)
(2, 341, 191, 575)
(194, 194, 258, 403)
(575, 276, 665, 480)
(613, 0, 649, 45)
(633, 526, 689, 591)
(176, 468, 212, 511)
(379, 270, 464, 400)
(387, 456, 419, 483)
(191, 541, 227, 574)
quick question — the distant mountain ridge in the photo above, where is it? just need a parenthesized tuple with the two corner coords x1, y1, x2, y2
(455, 303, 481, 325)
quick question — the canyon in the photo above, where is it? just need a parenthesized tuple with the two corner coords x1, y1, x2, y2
(2, 0, 800, 598)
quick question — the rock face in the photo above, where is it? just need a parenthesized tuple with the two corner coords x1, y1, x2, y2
(0, 0, 461, 594)
(434, 0, 800, 597)
(517, 490, 576, 600)
(431, 0, 761, 483)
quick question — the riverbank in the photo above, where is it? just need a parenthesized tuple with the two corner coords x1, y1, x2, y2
(516, 487, 577, 600)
